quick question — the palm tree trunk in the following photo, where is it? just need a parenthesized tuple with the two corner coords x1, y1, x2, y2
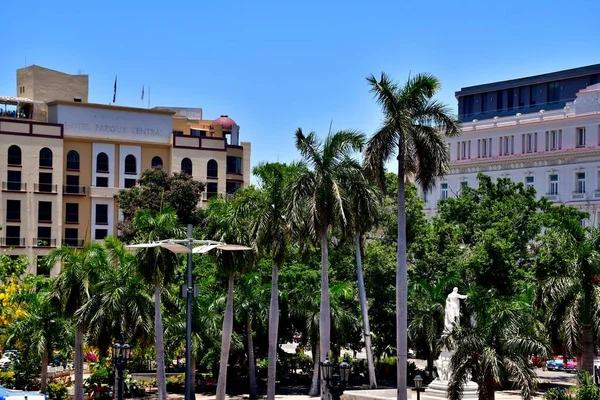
(154, 284, 167, 400)
(319, 231, 330, 400)
(309, 340, 320, 397)
(397, 151, 408, 400)
(40, 349, 49, 394)
(267, 262, 280, 400)
(247, 322, 257, 400)
(582, 324, 594, 373)
(216, 271, 235, 400)
(355, 232, 377, 389)
(75, 328, 84, 400)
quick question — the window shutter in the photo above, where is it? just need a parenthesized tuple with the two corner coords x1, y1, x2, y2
(511, 135, 514, 155)
(522, 134, 525, 154)
(534, 132, 538, 152)
(468, 140, 471, 159)
(477, 139, 481, 158)
(558, 130, 562, 150)
(545, 131, 549, 151)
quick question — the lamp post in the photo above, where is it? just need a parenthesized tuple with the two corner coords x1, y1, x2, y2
(112, 340, 131, 400)
(319, 358, 351, 400)
(126, 233, 251, 400)
(413, 374, 425, 400)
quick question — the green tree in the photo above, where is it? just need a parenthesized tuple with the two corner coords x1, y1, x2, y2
(131, 209, 184, 400)
(365, 71, 460, 399)
(46, 243, 108, 400)
(288, 128, 366, 398)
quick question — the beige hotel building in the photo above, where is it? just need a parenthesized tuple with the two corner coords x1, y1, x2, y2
(0, 65, 251, 275)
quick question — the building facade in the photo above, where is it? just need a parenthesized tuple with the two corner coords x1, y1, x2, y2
(426, 70, 600, 226)
(0, 66, 251, 275)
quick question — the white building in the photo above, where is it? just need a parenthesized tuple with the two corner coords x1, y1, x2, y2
(425, 83, 600, 226)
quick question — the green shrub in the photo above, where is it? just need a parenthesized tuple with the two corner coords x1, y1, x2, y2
(0, 371, 16, 388)
(47, 381, 68, 400)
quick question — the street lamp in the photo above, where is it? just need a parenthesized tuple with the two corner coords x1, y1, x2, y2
(112, 341, 131, 400)
(126, 228, 251, 400)
(319, 358, 351, 400)
(413, 374, 425, 400)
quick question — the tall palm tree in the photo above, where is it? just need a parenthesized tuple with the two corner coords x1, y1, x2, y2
(132, 209, 185, 400)
(365, 72, 460, 399)
(205, 196, 255, 400)
(346, 179, 381, 389)
(47, 242, 108, 400)
(447, 295, 550, 400)
(288, 128, 366, 398)
(240, 162, 295, 400)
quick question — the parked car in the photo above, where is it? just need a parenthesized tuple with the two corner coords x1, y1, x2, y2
(0, 351, 18, 369)
(546, 356, 564, 371)
(564, 359, 577, 372)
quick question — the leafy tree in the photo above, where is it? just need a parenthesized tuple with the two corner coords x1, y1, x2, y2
(288, 127, 366, 398)
(116, 167, 204, 240)
(131, 209, 185, 400)
(365, 71, 460, 400)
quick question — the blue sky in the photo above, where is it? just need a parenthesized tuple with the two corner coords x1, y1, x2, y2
(1, 0, 600, 175)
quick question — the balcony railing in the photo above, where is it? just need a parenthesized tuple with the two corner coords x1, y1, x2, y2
(2, 181, 26, 191)
(33, 238, 57, 247)
(34, 183, 58, 193)
(594, 190, 600, 199)
(63, 185, 86, 195)
(571, 191, 586, 201)
(545, 194, 559, 202)
(1, 237, 25, 247)
(62, 238, 84, 248)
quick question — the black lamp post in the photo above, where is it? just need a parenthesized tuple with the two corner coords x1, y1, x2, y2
(320, 358, 351, 400)
(112, 341, 131, 400)
(413, 374, 425, 400)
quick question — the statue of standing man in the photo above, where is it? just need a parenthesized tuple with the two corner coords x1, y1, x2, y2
(444, 287, 467, 334)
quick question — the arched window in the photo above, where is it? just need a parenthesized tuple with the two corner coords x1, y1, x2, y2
(124, 154, 137, 174)
(181, 158, 193, 176)
(151, 156, 163, 168)
(39, 147, 53, 168)
(207, 159, 218, 178)
(7, 145, 21, 166)
(66, 150, 80, 170)
(96, 152, 109, 173)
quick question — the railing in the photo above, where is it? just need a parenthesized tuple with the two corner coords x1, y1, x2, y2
(571, 192, 586, 201)
(1, 181, 26, 191)
(33, 238, 57, 247)
(1, 237, 25, 247)
(545, 194, 559, 202)
(63, 185, 86, 195)
(35, 183, 58, 193)
(62, 239, 84, 248)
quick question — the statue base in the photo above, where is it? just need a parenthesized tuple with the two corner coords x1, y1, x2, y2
(422, 351, 478, 399)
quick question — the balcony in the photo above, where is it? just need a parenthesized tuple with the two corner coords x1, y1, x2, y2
(1, 237, 25, 247)
(545, 194, 559, 202)
(63, 185, 86, 195)
(571, 191, 586, 201)
(35, 183, 58, 193)
(33, 238, 57, 247)
(2, 181, 26, 191)
(62, 238, 84, 248)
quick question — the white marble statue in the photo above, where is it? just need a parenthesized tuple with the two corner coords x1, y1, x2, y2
(444, 287, 468, 334)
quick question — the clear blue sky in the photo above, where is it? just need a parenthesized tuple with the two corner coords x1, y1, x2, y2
(2, 0, 600, 176)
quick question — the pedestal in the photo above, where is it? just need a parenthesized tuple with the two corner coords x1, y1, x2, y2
(422, 351, 478, 400)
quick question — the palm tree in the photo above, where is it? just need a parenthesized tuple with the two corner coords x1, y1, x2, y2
(241, 162, 296, 400)
(446, 295, 550, 400)
(536, 215, 600, 373)
(205, 196, 255, 400)
(288, 128, 366, 398)
(346, 179, 381, 388)
(47, 242, 108, 400)
(364, 72, 461, 399)
(132, 209, 185, 400)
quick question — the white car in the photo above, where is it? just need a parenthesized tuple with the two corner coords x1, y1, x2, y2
(0, 351, 17, 369)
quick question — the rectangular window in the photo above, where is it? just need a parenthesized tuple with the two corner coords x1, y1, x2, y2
(6, 170, 22, 191)
(206, 182, 218, 199)
(441, 183, 448, 200)
(226, 181, 241, 194)
(190, 129, 206, 137)
(124, 178, 136, 188)
(504, 137, 510, 155)
(460, 181, 468, 189)
(549, 174, 559, 196)
(38, 172, 53, 193)
(226, 157, 242, 174)
(526, 133, 534, 153)
(530, 85, 537, 106)
(5, 226, 21, 246)
(549, 130, 559, 150)
(95, 204, 108, 225)
(463, 96, 474, 116)
(461, 141, 467, 160)
(481, 93, 487, 112)
(96, 177, 109, 187)
(38, 201, 52, 222)
(64, 228, 79, 247)
(94, 229, 108, 240)
(36, 256, 50, 276)
(576, 172, 586, 194)
(481, 139, 488, 157)
(507, 88, 514, 110)
(66, 175, 80, 192)
(548, 81, 560, 103)
(526, 176, 534, 189)
(496, 91, 503, 111)
(37, 227, 51, 243)
(66, 203, 79, 223)
(577, 127, 586, 147)
(6, 200, 21, 221)
(519, 86, 527, 107)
